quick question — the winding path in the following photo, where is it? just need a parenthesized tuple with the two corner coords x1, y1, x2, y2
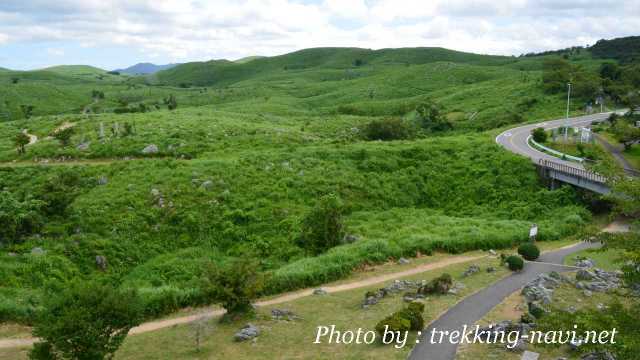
(0, 254, 484, 349)
(408, 241, 600, 360)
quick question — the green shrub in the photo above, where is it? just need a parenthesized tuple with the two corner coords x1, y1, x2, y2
(532, 127, 548, 143)
(529, 302, 545, 319)
(51, 126, 75, 147)
(375, 312, 411, 343)
(31, 281, 143, 360)
(517, 243, 540, 261)
(363, 118, 416, 141)
(203, 258, 265, 320)
(295, 194, 346, 255)
(0, 191, 44, 245)
(402, 302, 425, 330)
(506, 255, 524, 271)
(521, 313, 536, 324)
(418, 273, 453, 295)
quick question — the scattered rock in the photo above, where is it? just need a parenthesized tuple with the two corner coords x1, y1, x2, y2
(574, 268, 621, 293)
(575, 258, 595, 268)
(141, 144, 159, 154)
(362, 280, 423, 307)
(582, 290, 593, 297)
(313, 288, 327, 295)
(576, 269, 596, 281)
(76, 142, 90, 151)
(581, 352, 616, 360)
(271, 309, 298, 321)
(200, 180, 213, 190)
(398, 257, 410, 265)
(95, 255, 108, 271)
(489, 249, 497, 256)
(7, 252, 17, 257)
(97, 176, 108, 185)
(486, 266, 496, 273)
(150, 188, 161, 197)
(570, 338, 584, 350)
(30, 247, 45, 256)
(342, 234, 359, 244)
(234, 323, 260, 342)
(448, 282, 466, 295)
(522, 351, 540, 360)
(462, 265, 480, 277)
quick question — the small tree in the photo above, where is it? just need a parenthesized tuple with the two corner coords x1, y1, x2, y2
(415, 101, 452, 132)
(531, 127, 548, 143)
(295, 194, 346, 254)
(20, 104, 34, 119)
(165, 95, 178, 110)
(0, 191, 43, 245)
(14, 132, 30, 154)
(204, 258, 265, 321)
(30, 281, 143, 360)
(52, 127, 75, 147)
(363, 118, 416, 141)
(506, 255, 524, 271)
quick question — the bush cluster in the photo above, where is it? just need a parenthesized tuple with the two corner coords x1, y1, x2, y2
(363, 118, 416, 141)
(418, 273, 453, 295)
(375, 302, 425, 343)
(517, 243, 540, 261)
(506, 255, 524, 271)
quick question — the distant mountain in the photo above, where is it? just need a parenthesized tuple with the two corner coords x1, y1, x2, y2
(233, 56, 266, 64)
(41, 65, 107, 76)
(155, 47, 512, 87)
(114, 63, 180, 75)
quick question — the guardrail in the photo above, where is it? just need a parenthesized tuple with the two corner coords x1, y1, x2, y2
(538, 159, 608, 184)
(528, 136, 585, 163)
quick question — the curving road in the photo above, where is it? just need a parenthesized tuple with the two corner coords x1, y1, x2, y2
(408, 241, 600, 360)
(495, 111, 623, 169)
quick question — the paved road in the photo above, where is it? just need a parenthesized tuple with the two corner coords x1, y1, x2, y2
(495, 112, 623, 169)
(408, 241, 600, 360)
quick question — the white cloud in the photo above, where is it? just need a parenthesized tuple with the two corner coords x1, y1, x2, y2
(46, 47, 64, 56)
(0, 0, 638, 66)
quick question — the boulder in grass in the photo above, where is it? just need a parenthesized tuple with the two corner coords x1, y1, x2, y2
(141, 144, 159, 154)
(234, 324, 260, 342)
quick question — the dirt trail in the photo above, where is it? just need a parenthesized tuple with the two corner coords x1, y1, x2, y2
(0, 254, 484, 349)
(19, 122, 76, 147)
(23, 130, 37, 145)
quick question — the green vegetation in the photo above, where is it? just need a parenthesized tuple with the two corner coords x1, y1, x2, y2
(30, 281, 142, 360)
(203, 258, 265, 320)
(2, 41, 637, 327)
(418, 273, 453, 295)
(531, 127, 547, 143)
(375, 302, 425, 342)
(505, 255, 524, 271)
(517, 243, 540, 260)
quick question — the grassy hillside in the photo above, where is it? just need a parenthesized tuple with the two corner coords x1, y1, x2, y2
(41, 65, 107, 76)
(0, 44, 627, 324)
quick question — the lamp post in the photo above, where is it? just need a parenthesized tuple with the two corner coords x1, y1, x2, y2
(565, 82, 571, 141)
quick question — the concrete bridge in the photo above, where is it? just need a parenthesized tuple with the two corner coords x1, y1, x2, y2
(536, 159, 611, 194)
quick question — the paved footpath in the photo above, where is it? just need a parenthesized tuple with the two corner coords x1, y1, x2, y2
(408, 241, 600, 360)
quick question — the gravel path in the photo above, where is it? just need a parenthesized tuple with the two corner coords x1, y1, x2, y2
(0, 254, 484, 349)
(408, 241, 601, 360)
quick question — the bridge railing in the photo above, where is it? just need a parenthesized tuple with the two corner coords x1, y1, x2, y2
(538, 159, 608, 184)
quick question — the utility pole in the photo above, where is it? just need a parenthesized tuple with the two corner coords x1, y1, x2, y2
(565, 82, 571, 141)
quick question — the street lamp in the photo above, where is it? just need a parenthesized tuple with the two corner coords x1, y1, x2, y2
(565, 82, 571, 141)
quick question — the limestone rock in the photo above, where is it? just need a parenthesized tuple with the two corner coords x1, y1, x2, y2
(234, 324, 260, 342)
(142, 144, 159, 154)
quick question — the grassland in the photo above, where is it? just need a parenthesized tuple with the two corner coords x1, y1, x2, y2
(0, 47, 620, 326)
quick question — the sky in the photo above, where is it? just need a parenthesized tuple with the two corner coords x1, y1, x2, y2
(0, 0, 639, 70)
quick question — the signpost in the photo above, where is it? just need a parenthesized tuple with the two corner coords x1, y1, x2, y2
(529, 224, 538, 242)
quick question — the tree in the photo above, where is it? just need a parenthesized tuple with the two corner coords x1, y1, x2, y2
(599, 62, 621, 81)
(531, 127, 548, 143)
(295, 194, 346, 255)
(51, 127, 75, 147)
(30, 281, 143, 360)
(415, 101, 452, 132)
(165, 95, 177, 110)
(11, 77, 19, 84)
(20, 104, 34, 119)
(14, 132, 30, 154)
(203, 258, 265, 320)
(363, 118, 416, 141)
(0, 191, 43, 245)
(612, 122, 640, 150)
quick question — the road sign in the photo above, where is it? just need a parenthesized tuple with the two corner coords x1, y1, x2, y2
(529, 224, 538, 239)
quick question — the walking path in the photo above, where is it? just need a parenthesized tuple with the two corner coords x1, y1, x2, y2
(409, 222, 630, 360)
(594, 133, 639, 175)
(0, 254, 484, 349)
